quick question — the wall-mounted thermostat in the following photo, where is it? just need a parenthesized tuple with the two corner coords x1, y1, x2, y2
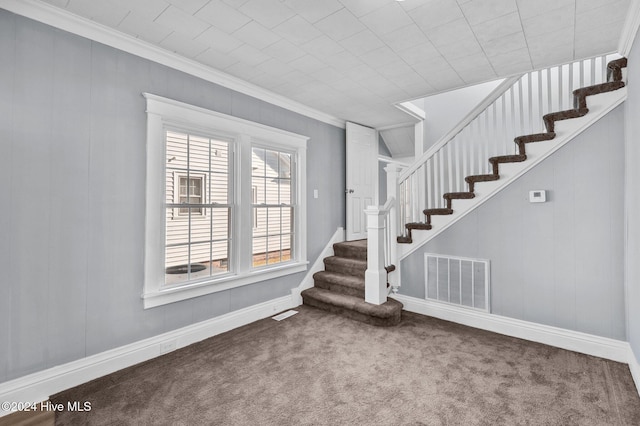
(529, 190, 546, 203)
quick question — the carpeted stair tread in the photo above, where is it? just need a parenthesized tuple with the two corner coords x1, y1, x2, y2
(301, 287, 402, 326)
(333, 239, 367, 261)
(323, 255, 367, 278)
(313, 271, 364, 297)
(397, 57, 628, 245)
(424, 208, 453, 215)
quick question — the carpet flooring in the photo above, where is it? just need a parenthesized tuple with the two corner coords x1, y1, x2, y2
(53, 306, 640, 425)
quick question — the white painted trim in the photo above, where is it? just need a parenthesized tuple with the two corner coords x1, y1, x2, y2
(291, 227, 345, 305)
(627, 346, 640, 397)
(0, 0, 345, 129)
(143, 94, 309, 308)
(619, 0, 640, 57)
(395, 294, 630, 363)
(0, 295, 297, 417)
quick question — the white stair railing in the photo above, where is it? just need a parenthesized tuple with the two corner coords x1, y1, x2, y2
(397, 53, 621, 233)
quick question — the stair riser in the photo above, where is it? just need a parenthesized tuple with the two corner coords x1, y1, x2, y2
(314, 278, 364, 298)
(301, 295, 401, 327)
(332, 246, 367, 261)
(323, 260, 366, 278)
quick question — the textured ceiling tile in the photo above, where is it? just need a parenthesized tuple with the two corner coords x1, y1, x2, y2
(575, 20, 624, 57)
(314, 8, 366, 41)
(575, 0, 629, 34)
(411, 56, 455, 79)
(339, 0, 393, 17)
(232, 21, 281, 50)
(449, 53, 498, 82)
(425, 69, 465, 92)
(195, 26, 244, 54)
(341, 63, 383, 81)
(471, 12, 523, 44)
(302, 35, 345, 57)
(195, 0, 251, 33)
(409, 0, 464, 31)
(379, 24, 429, 52)
(359, 46, 402, 67)
(526, 27, 574, 57)
(322, 50, 365, 69)
(376, 61, 419, 79)
(516, 0, 575, 20)
(166, 0, 209, 15)
(222, 0, 250, 8)
(521, 5, 575, 38)
(529, 42, 574, 68)
(481, 31, 528, 57)
(228, 43, 271, 66)
(41, 0, 69, 7)
(281, 0, 344, 23)
(360, 3, 413, 35)
(196, 48, 240, 70)
(340, 30, 385, 55)
(424, 18, 475, 47)
(262, 39, 306, 63)
(120, 0, 170, 21)
(310, 67, 346, 84)
(459, 0, 518, 25)
(250, 72, 286, 89)
(397, 42, 442, 65)
(118, 12, 173, 44)
(66, 0, 129, 27)
(488, 46, 532, 74)
(575, 0, 626, 15)
(238, 0, 296, 29)
(438, 37, 484, 61)
(273, 16, 323, 45)
(288, 54, 328, 73)
(225, 61, 264, 80)
(155, 5, 209, 39)
(160, 31, 209, 57)
(256, 58, 295, 76)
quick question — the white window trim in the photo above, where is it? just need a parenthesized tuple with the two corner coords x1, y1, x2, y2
(143, 93, 308, 309)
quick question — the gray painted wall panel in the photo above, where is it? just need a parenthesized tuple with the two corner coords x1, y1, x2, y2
(400, 105, 625, 339)
(626, 29, 640, 362)
(10, 17, 55, 378)
(0, 9, 15, 382)
(46, 30, 92, 367)
(1, 10, 345, 383)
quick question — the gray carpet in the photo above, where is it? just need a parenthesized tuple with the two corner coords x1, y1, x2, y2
(53, 306, 640, 425)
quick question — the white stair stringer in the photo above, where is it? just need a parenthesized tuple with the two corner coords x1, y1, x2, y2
(398, 86, 627, 261)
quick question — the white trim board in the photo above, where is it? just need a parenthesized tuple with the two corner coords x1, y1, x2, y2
(619, 0, 640, 57)
(0, 295, 298, 418)
(0, 0, 345, 130)
(628, 347, 640, 396)
(394, 294, 630, 363)
(291, 227, 345, 306)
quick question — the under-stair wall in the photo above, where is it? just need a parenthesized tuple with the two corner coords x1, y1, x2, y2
(399, 105, 625, 340)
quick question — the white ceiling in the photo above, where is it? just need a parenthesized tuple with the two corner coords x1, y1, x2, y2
(39, 0, 629, 141)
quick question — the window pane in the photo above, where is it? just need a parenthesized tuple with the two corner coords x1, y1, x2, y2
(253, 207, 267, 237)
(279, 179, 291, 204)
(267, 208, 282, 236)
(210, 172, 228, 204)
(265, 150, 279, 177)
(252, 237, 267, 267)
(267, 236, 281, 265)
(212, 208, 230, 241)
(252, 176, 265, 204)
(166, 131, 188, 169)
(252, 148, 265, 176)
(210, 240, 229, 274)
(279, 152, 291, 178)
(166, 208, 189, 245)
(211, 141, 229, 174)
(188, 135, 210, 173)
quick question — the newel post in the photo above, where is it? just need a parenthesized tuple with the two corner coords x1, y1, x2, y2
(385, 164, 401, 290)
(364, 207, 387, 305)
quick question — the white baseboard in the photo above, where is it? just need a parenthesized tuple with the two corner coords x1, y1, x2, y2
(0, 294, 297, 417)
(395, 294, 630, 363)
(291, 227, 344, 305)
(628, 346, 640, 396)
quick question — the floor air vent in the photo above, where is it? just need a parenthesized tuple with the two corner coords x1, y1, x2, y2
(424, 254, 490, 312)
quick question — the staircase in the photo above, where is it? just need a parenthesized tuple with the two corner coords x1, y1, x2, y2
(398, 56, 628, 247)
(301, 240, 403, 326)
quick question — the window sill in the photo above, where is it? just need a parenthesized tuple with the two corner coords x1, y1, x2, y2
(142, 261, 308, 309)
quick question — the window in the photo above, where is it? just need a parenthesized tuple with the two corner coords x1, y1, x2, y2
(143, 94, 308, 308)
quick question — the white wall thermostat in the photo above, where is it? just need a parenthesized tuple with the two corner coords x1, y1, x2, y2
(529, 190, 547, 203)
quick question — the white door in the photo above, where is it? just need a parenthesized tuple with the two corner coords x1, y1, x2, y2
(346, 122, 378, 241)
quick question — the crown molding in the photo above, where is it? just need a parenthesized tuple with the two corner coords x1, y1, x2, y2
(0, 0, 346, 129)
(619, 0, 640, 57)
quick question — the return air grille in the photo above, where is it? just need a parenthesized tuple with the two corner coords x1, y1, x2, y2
(424, 254, 490, 312)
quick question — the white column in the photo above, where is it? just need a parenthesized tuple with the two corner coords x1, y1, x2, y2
(364, 207, 387, 305)
(414, 121, 424, 158)
(384, 164, 401, 290)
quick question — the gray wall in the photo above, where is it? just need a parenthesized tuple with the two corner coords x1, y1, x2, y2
(400, 105, 626, 340)
(626, 32, 640, 362)
(0, 10, 345, 383)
